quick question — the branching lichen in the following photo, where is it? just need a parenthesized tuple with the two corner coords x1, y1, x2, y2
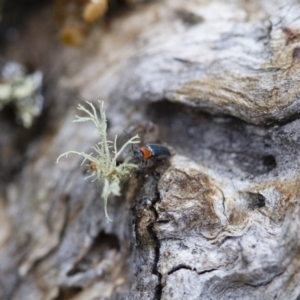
(57, 100, 140, 221)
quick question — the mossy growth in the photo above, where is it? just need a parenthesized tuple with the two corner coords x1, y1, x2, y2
(57, 100, 139, 221)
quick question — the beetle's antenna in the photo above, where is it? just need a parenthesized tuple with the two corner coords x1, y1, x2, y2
(123, 130, 136, 153)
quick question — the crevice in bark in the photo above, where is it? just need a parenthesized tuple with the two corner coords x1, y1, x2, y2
(147, 98, 300, 130)
(148, 204, 163, 300)
(130, 168, 162, 300)
(167, 264, 218, 276)
(198, 268, 218, 275)
(146, 100, 298, 178)
(216, 186, 228, 220)
(130, 168, 165, 300)
(167, 264, 192, 275)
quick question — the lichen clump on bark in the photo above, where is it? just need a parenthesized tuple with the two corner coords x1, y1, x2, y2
(57, 100, 139, 221)
(0, 62, 43, 127)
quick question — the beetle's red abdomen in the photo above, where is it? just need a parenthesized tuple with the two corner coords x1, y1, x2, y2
(139, 146, 152, 159)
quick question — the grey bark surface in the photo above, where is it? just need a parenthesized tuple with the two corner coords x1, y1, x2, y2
(1, 0, 300, 299)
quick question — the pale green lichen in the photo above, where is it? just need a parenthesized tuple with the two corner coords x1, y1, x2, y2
(57, 100, 140, 221)
(0, 62, 43, 127)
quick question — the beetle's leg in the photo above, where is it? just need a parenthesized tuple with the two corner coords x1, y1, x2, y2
(157, 158, 166, 165)
(140, 159, 145, 169)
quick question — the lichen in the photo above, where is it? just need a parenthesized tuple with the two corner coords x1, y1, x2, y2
(56, 100, 140, 221)
(0, 62, 43, 127)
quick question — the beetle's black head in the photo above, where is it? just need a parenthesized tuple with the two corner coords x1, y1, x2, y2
(123, 130, 142, 161)
(133, 148, 143, 161)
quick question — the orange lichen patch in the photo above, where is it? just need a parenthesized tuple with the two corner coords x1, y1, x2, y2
(83, 0, 108, 23)
(139, 147, 152, 159)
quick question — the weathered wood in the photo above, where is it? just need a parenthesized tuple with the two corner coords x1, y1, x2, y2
(1, 0, 300, 299)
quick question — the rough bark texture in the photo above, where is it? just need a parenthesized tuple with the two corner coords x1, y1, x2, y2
(1, 0, 300, 299)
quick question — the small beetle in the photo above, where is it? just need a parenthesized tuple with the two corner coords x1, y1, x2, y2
(124, 131, 171, 168)
(133, 143, 171, 168)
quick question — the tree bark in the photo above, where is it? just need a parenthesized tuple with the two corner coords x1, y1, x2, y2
(1, 0, 300, 299)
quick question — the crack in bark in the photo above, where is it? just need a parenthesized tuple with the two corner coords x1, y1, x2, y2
(216, 186, 228, 221)
(130, 171, 164, 300)
(148, 179, 163, 300)
(167, 263, 218, 277)
(147, 222, 163, 300)
(167, 264, 193, 275)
